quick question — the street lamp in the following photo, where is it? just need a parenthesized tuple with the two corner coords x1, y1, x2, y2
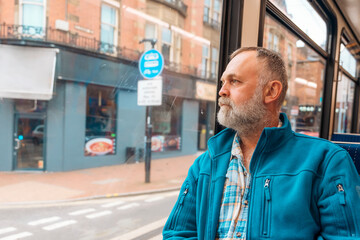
(139, 38, 157, 49)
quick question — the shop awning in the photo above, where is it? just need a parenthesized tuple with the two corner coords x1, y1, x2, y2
(0, 44, 58, 100)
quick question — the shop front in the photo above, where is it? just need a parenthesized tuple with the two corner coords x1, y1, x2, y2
(0, 44, 213, 172)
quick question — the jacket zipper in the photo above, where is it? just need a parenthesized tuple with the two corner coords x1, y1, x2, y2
(337, 183, 356, 236)
(246, 137, 267, 240)
(170, 186, 189, 230)
(262, 178, 271, 237)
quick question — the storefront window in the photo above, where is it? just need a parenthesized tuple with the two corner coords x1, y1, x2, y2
(151, 96, 182, 152)
(264, 14, 326, 137)
(334, 73, 355, 133)
(85, 85, 117, 156)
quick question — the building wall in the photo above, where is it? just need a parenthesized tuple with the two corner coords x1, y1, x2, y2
(45, 81, 147, 172)
(46, 81, 66, 171)
(47, 0, 101, 41)
(0, 99, 14, 171)
(0, 0, 15, 24)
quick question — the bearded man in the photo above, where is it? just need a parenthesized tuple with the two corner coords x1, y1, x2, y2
(163, 47, 360, 240)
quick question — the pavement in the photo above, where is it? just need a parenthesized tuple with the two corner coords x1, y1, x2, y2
(0, 154, 199, 205)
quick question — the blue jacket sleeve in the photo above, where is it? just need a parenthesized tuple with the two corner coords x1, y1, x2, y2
(162, 156, 201, 239)
(317, 149, 360, 239)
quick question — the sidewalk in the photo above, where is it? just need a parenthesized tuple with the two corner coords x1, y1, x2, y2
(0, 154, 198, 205)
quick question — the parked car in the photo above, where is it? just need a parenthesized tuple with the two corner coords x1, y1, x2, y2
(32, 125, 44, 144)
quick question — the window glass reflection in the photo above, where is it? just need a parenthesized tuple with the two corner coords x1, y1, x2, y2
(334, 73, 355, 133)
(152, 96, 182, 152)
(269, 0, 327, 50)
(264, 14, 326, 137)
(340, 43, 357, 77)
(0, 0, 222, 201)
(85, 85, 117, 156)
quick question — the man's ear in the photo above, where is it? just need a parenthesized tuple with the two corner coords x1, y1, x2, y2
(264, 80, 282, 104)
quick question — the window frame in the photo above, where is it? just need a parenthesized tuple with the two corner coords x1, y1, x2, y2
(334, 29, 360, 133)
(203, 0, 222, 29)
(100, 3, 119, 52)
(85, 84, 118, 157)
(201, 45, 210, 78)
(260, 0, 337, 139)
(161, 27, 173, 62)
(214, 0, 244, 134)
(19, 0, 46, 34)
(211, 47, 219, 79)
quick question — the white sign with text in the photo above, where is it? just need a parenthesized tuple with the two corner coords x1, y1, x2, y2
(137, 79, 163, 106)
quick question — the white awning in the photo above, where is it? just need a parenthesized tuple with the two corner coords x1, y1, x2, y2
(0, 44, 58, 100)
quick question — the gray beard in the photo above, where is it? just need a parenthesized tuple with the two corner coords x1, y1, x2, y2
(217, 88, 269, 136)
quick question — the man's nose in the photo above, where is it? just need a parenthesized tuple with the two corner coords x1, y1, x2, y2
(219, 83, 229, 97)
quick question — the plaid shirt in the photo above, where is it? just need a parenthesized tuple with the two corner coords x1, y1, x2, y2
(216, 122, 282, 239)
(216, 133, 250, 240)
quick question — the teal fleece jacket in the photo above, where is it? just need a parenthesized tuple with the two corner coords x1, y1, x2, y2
(163, 113, 360, 239)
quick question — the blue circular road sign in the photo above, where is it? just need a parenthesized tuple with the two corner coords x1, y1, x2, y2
(139, 49, 164, 79)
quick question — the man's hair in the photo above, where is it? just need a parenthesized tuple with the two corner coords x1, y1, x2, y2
(230, 47, 288, 108)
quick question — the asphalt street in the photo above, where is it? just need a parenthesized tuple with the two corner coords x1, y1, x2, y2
(0, 191, 180, 240)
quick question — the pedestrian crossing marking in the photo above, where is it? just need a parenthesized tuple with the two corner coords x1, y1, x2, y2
(28, 216, 61, 226)
(86, 210, 112, 219)
(0, 232, 32, 240)
(69, 208, 96, 216)
(0, 228, 16, 235)
(42, 220, 77, 231)
(117, 203, 140, 210)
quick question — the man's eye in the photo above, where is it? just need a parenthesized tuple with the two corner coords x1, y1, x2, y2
(230, 79, 239, 84)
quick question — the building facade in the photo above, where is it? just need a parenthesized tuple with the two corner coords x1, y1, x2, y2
(0, 0, 221, 171)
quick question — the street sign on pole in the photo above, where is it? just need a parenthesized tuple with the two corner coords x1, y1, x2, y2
(138, 49, 164, 79)
(137, 79, 162, 106)
(138, 46, 164, 184)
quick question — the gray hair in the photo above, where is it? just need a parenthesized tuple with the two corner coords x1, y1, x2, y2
(230, 47, 288, 108)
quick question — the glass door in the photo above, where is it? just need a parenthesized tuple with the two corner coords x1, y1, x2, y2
(14, 114, 45, 170)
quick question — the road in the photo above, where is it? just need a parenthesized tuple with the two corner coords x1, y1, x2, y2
(0, 191, 179, 240)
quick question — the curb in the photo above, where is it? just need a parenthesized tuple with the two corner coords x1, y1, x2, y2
(0, 186, 181, 207)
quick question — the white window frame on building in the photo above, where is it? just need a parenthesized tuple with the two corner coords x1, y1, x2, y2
(203, 0, 221, 29)
(19, 0, 46, 37)
(267, 29, 281, 53)
(161, 27, 172, 63)
(100, 0, 119, 54)
(201, 45, 210, 78)
(144, 23, 157, 51)
(203, 0, 211, 23)
(174, 34, 182, 68)
(211, 47, 218, 79)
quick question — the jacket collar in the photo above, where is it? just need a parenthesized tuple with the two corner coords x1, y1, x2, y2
(208, 113, 293, 158)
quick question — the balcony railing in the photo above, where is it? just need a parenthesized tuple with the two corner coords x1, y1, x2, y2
(0, 23, 216, 81)
(0, 23, 141, 62)
(203, 16, 221, 30)
(151, 0, 188, 17)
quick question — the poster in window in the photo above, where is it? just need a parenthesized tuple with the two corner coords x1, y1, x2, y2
(151, 135, 181, 152)
(85, 137, 115, 156)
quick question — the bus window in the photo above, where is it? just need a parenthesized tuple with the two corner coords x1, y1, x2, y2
(264, 14, 326, 137)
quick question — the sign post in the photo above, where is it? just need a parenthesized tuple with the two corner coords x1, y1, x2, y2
(138, 45, 163, 183)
